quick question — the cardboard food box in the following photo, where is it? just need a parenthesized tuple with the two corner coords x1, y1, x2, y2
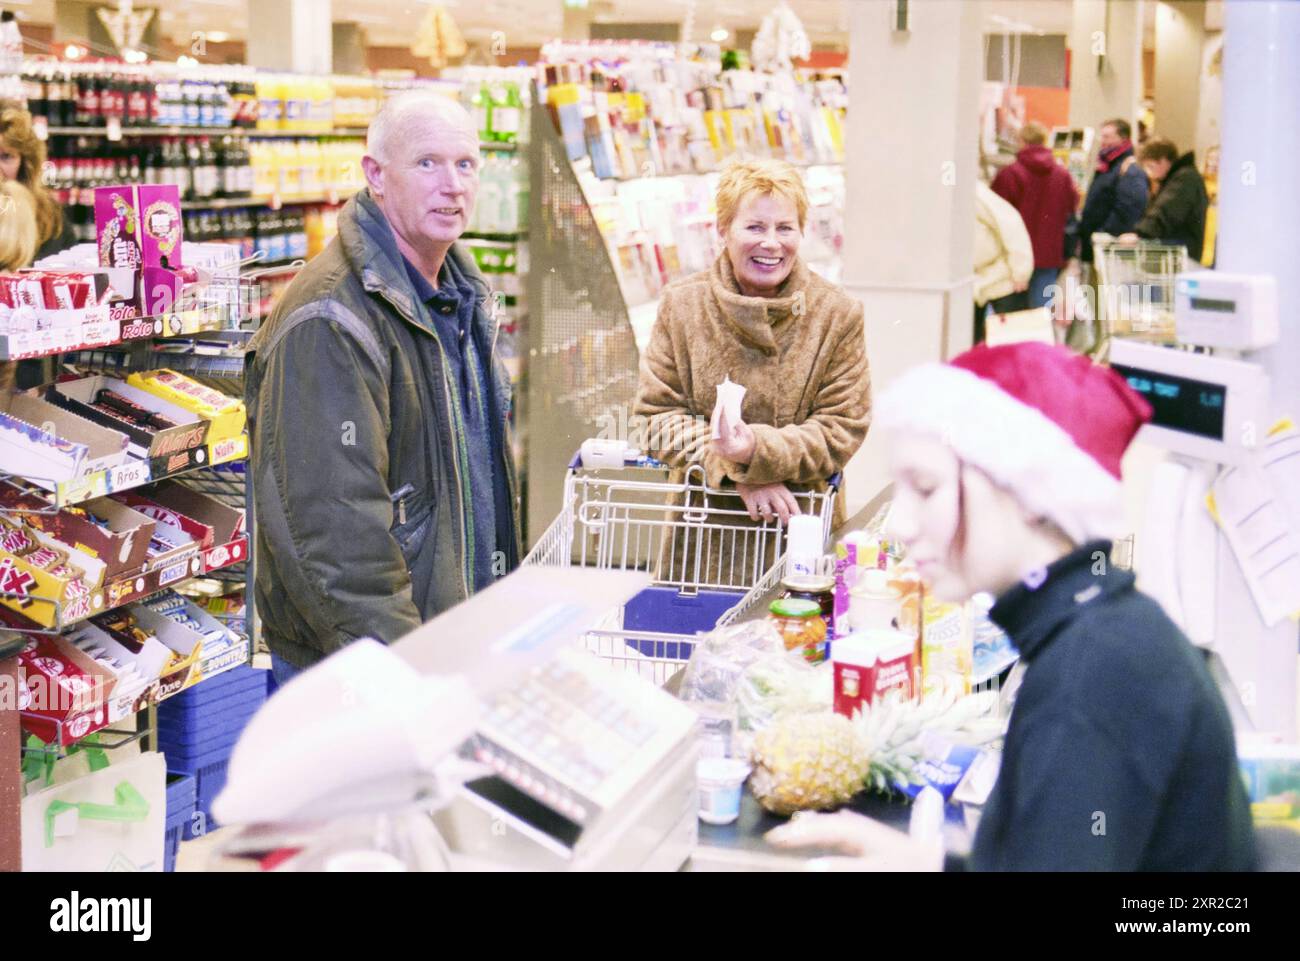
(131, 481, 245, 552)
(0, 391, 131, 487)
(95, 184, 183, 271)
(832, 628, 917, 718)
(17, 631, 119, 744)
(126, 369, 247, 445)
(47, 375, 209, 463)
(90, 605, 204, 682)
(0, 529, 106, 629)
(0, 488, 156, 581)
(105, 494, 203, 587)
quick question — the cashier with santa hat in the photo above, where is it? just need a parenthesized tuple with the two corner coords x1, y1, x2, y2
(768, 342, 1256, 871)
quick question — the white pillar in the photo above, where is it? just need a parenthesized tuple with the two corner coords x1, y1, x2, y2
(1153, 1, 1207, 152)
(246, 0, 333, 74)
(1068, 0, 1144, 138)
(1214, 0, 1300, 740)
(839, 0, 982, 513)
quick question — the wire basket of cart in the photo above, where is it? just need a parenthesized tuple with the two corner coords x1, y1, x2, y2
(523, 447, 839, 684)
(1091, 234, 1188, 348)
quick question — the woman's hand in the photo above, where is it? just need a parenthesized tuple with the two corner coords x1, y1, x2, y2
(735, 481, 801, 525)
(765, 810, 944, 872)
(1117, 232, 1139, 245)
(710, 403, 757, 465)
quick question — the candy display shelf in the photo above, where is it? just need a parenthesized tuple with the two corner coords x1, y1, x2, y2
(0, 528, 250, 636)
(0, 302, 236, 363)
(0, 433, 247, 513)
(17, 632, 252, 748)
(2, 266, 260, 752)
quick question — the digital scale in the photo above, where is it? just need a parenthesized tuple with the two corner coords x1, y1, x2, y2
(1108, 273, 1298, 739)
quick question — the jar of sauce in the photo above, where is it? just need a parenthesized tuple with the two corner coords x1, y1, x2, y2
(768, 597, 828, 663)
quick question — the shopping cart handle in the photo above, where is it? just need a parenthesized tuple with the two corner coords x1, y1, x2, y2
(827, 472, 842, 491)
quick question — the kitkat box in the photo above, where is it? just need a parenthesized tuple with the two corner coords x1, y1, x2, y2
(95, 184, 183, 272)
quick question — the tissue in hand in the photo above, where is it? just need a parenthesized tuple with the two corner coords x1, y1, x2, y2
(711, 376, 747, 439)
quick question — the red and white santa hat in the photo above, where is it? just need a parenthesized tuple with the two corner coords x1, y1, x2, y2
(876, 342, 1153, 544)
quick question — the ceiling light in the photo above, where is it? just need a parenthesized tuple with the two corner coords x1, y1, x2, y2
(206, 30, 229, 43)
(710, 26, 729, 43)
(64, 43, 85, 60)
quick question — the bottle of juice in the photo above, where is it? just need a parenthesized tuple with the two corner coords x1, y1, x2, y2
(470, 80, 491, 143)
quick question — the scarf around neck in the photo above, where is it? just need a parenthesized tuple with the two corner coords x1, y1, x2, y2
(1096, 140, 1134, 174)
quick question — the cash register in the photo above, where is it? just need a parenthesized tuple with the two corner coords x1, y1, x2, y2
(213, 567, 700, 871)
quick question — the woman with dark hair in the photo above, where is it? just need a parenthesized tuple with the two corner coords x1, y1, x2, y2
(1119, 137, 1210, 265)
(0, 106, 72, 258)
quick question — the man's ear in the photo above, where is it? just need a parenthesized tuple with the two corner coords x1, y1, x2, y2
(361, 155, 383, 198)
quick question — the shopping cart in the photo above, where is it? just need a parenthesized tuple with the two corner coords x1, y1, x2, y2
(524, 449, 839, 686)
(1091, 235, 1188, 349)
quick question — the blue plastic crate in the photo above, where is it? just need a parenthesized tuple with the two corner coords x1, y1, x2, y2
(163, 773, 196, 873)
(165, 772, 197, 821)
(158, 709, 262, 747)
(620, 586, 745, 658)
(158, 688, 268, 729)
(162, 739, 236, 775)
(182, 758, 229, 841)
(164, 670, 268, 706)
(163, 823, 183, 873)
(160, 726, 246, 763)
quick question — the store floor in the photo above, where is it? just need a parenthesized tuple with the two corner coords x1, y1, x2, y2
(172, 657, 1300, 872)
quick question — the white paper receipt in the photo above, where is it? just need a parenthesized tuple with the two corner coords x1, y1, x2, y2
(711, 376, 747, 439)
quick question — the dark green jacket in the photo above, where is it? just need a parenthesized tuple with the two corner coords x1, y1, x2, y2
(246, 190, 521, 669)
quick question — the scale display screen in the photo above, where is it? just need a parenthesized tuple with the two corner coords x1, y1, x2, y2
(1188, 296, 1237, 314)
(1112, 364, 1227, 441)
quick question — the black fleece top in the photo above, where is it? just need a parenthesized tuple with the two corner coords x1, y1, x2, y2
(968, 541, 1256, 871)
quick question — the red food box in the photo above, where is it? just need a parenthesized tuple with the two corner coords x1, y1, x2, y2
(832, 628, 917, 718)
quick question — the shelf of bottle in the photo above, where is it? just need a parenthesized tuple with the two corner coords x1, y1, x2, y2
(42, 125, 367, 138)
(179, 192, 354, 211)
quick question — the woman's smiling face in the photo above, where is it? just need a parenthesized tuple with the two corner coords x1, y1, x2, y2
(722, 191, 803, 297)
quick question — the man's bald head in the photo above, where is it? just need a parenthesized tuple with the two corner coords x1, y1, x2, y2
(366, 90, 476, 167)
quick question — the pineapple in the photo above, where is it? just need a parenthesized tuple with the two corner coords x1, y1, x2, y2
(749, 713, 869, 815)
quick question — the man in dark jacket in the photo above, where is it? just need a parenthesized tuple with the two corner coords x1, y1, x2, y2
(1121, 138, 1210, 265)
(246, 91, 521, 683)
(992, 121, 1079, 312)
(1078, 118, 1149, 264)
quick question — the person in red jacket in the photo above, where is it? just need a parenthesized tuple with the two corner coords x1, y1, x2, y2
(992, 121, 1079, 316)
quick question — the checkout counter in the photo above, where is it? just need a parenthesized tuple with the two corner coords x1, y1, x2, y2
(214, 491, 1298, 872)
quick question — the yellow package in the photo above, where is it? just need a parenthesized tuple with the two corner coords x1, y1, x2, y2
(920, 595, 972, 700)
(126, 369, 246, 445)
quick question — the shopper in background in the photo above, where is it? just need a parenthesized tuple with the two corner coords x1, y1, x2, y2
(1119, 137, 1210, 266)
(1076, 118, 1148, 263)
(991, 121, 1078, 312)
(0, 107, 71, 258)
(247, 91, 520, 684)
(0, 179, 38, 394)
(635, 158, 869, 545)
(972, 181, 1033, 344)
(769, 342, 1256, 872)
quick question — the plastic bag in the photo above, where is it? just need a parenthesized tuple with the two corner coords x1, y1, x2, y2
(735, 650, 833, 741)
(678, 619, 786, 706)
